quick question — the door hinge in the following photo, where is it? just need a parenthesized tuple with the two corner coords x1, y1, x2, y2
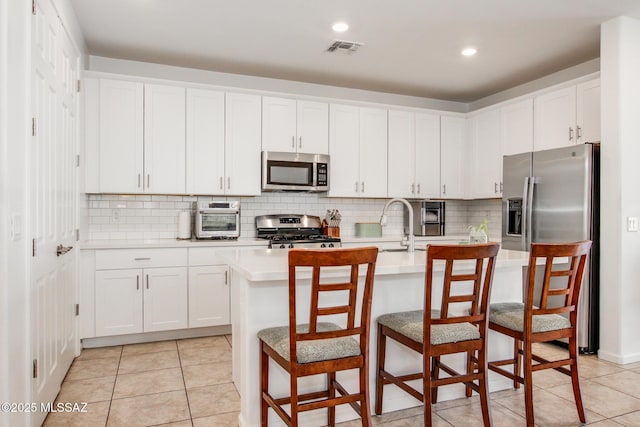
(77, 80, 81, 93)
(32, 0, 36, 15)
(75, 304, 79, 316)
(32, 117, 36, 136)
(75, 229, 80, 241)
(32, 239, 36, 257)
(76, 154, 80, 167)
(32, 359, 38, 379)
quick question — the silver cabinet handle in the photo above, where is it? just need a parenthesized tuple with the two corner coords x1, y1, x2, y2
(411, 183, 415, 194)
(134, 257, 151, 261)
(361, 182, 365, 193)
(147, 174, 150, 188)
(495, 182, 498, 193)
(291, 136, 295, 149)
(225, 271, 228, 285)
(227, 177, 231, 190)
(569, 127, 574, 141)
(500, 182, 503, 192)
(56, 244, 73, 256)
(219, 177, 223, 190)
(355, 181, 359, 192)
(299, 136, 302, 149)
(577, 125, 582, 139)
(442, 184, 446, 195)
(138, 174, 141, 188)
(417, 183, 421, 194)
(136, 275, 139, 290)
(146, 274, 149, 290)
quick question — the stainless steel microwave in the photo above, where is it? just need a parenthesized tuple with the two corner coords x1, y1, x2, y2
(194, 201, 240, 239)
(262, 151, 329, 192)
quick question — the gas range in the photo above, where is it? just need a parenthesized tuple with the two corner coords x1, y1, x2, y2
(255, 214, 341, 249)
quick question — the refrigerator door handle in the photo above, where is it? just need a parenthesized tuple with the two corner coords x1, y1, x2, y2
(521, 177, 530, 252)
(526, 176, 536, 249)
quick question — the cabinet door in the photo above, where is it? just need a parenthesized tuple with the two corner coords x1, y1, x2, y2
(98, 79, 144, 193)
(188, 265, 230, 328)
(143, 267, 188, 332)
(534, 86, 577, 151)
(359, 107, 388, 198)
(144, 84, 186, 194)
(387, 110, 415, 198)
(225, 92, 262, 195)
(95, 269, 143, 336)
(328, 104, 360, 197)
(577, 79, 600, 144)
(440, 116, 466, 198)
(501, 98, 534, 156)
(415, 112, 441, 198)
(186, 88, 225, 194)
(296, 100, 328, 154)
(262, 96, 297, 152)
(469, 109, 502, 198)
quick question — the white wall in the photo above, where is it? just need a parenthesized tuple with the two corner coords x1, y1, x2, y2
(599, 16, 640, 364)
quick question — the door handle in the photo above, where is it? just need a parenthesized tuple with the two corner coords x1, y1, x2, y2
(291, 136, 295, 149)
(417, 183, 421, 194)
(577, 125, 582, 139)
(361, 182, 365, 193)
(56, 244, 73, 256)
(442, 184, 446, 195)
(494, 182, 498, 194)
(136, 275, 140, 290)
(521, 177, 529, 252)
(227, 177, 231, 190)
(411, 183, 415, 194)
(219, 177, 223, 190)
(355, 181, 359, 193)
(569, 127, 574, 141)
(299, 136, 302, 149)
(146, 274, 149, 289)
(138, 174, 141, 188)
(147, 174, 150, 188)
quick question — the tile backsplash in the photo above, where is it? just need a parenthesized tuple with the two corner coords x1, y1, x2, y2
(85, 194, 501, 241)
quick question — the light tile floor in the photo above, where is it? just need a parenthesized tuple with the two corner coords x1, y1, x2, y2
(44, 337, 640, 426)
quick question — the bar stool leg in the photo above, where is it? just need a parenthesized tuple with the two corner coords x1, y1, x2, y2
(478, 344, 493, 426)
(260, 342, 269, 427)
(569, 335, 586, 423)
(375, 324, 386, 415)
(465, 351, 474, 398)
(431, 356, 440, 403)
(328, 371, 336, 426)
(360, 363, 372, 426)
(514, 338, 522, 389)
(523, 341, 535, 427)
(290, 375, 299, 427)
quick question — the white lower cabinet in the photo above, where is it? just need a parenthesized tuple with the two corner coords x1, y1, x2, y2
(95, 266, 188, 336)
(188, 265, 230, 328)
(89, 247, 231, 339)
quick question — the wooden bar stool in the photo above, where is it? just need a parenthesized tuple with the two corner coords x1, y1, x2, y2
(375, 243, 500, 426)
(258, 247, 378, 427)
(488, 241, 592, 427)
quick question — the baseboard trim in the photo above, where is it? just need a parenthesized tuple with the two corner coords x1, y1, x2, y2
(80, 324, 231, 348)
(597, 349, 640, 365)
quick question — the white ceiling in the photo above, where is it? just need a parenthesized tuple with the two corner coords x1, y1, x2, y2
(69, 0, 640, 103)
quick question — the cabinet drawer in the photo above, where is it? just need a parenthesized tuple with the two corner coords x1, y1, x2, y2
(95, 248, 188, 270)
(189, 247, 225, 266)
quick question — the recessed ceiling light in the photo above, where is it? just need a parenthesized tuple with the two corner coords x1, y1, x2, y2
(461, 47, 477, 57)
(332, 22, 349, 33)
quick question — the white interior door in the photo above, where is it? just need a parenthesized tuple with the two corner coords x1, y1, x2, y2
(31, 0, 79, 424)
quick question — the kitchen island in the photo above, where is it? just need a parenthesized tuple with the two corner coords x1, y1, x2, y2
(226, 247, 533, 427)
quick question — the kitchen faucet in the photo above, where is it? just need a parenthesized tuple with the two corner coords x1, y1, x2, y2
(380, 198, 415, 252)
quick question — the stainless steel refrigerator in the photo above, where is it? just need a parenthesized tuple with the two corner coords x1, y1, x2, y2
(502, 143, 600, 353)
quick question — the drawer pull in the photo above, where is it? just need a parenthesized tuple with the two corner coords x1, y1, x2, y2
(136, 275, 139, 290)
(146, 274, 149, 289)
(134, 257, 151, 261)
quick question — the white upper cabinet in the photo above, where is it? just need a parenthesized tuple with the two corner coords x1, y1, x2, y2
(144, 84, 186, 194)
(501, 98, 534, 156)
(225, 92, 262, 195)
(359, 107, 388, 197)
(262, 97, 328, 154)
(388, 110, 440, 199)
(534, 79, 600, 151)
(186, 88, 225, 195)
(440, 115, 466, 199)
(98, 79, 144, 193)
(467, 108, 502, 198)
(534, 85, 577, 151)
(329, 104, 387, 198)
(576, 79, 601, 144)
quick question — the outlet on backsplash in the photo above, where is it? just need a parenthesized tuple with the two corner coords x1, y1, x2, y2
(111, 209, 122, 224)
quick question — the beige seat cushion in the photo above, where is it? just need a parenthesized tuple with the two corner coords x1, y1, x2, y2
(258, 322, 361, 364)
(377, 310, 480, 345)
(489, 302, 571, 333)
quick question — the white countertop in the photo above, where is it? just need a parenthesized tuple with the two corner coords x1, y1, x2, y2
(79, 235, 471, 250)
(223, 247, 530, 282)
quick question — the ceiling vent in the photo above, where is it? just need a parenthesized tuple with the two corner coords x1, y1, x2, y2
(327, 40, 363, 53)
